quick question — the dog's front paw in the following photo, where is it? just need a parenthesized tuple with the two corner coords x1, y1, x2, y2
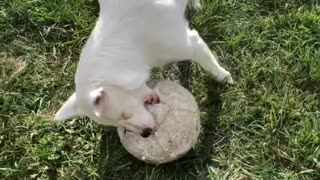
(223, 74, 234, 84)
(217, 71, 234, 85)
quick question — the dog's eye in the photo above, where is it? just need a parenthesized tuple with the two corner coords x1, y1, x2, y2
(121, 112, 131, 120)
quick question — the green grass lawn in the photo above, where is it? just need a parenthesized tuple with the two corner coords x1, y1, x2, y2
(1, 0, 320, 179)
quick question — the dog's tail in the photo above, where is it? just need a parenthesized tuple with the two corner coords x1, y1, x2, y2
(187, 0, 201, 10)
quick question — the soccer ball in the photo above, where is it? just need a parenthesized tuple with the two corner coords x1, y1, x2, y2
(117, 80, 201, 164)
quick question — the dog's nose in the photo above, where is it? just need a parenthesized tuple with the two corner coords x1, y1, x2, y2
(141, 128, 153, 138)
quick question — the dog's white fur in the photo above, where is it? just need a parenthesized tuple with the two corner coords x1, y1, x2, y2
(54, 0, 233, 135)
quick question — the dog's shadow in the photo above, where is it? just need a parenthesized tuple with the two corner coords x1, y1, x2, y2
(98, 62, 229, 180)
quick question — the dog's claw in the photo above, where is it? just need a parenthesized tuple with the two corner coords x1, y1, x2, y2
(224, 75, 234, 84)
(216, 71, 234, 85)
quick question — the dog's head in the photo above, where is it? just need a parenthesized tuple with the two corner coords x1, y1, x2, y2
(54, 85, 156, 137)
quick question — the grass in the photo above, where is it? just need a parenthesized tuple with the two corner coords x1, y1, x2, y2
(1, 0, 320, 179)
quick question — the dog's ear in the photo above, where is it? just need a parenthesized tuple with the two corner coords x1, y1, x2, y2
(90, 87, 106, 118)
(54, 93, 80, 121)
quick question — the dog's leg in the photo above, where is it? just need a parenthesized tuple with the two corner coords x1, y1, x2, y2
(186, 29, 234, 84)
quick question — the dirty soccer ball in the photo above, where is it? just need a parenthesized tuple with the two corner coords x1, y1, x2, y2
(117, 80, 201, 164)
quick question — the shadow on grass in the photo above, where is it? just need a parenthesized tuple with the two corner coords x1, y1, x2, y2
(98, 62, 229, 180)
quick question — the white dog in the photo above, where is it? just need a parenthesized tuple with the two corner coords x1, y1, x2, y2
(54, 0, 233, 137)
